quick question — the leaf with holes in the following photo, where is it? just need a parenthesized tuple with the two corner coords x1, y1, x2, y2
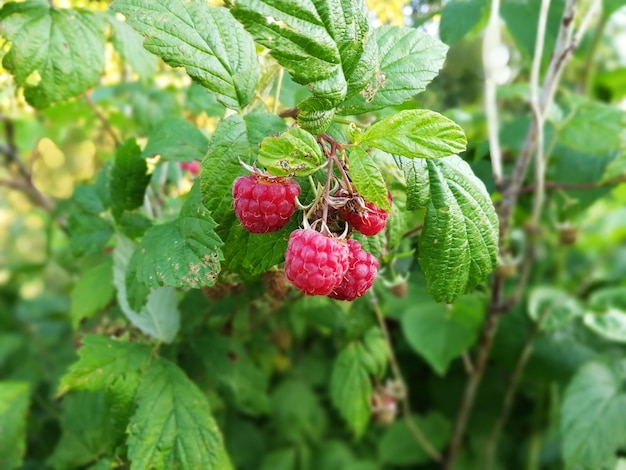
(339, 26, 448, 115)
(258, 128, 324, 177)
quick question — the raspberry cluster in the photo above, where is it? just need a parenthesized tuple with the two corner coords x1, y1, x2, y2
(231, 154, 391, 301)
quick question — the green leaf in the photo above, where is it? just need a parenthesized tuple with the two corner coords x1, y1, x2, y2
(401, 293, 484, 374)
(70, 260, 116, 328)
(258, 128, 324, 177)
(67, 213, 114, 257)
(397, 155, 499, 303)
(200, 115, 294, 277)
(127, 184, 223, 290)
(330, 343, 372, 437)
(271, 380, 327, 442)
(192, 333, 269, 415)
(359, 327, 388, 378)
(339, 26, 448, 115)
(527, 287, 584, 332)
(141, 118, 209, 162)
(561, 360, 626, 469)
(348, 147, 390, 211)
(557, 97, 626, 156)
(582, 287, 626, 343)
(108, 16, 157, 80)
(0, 1, 105, 108)
(439, 0, 485, 45)
(113, 235, 180, 343)
(361, 110, 467, 159)
(378, 412, 451, 466)
(47, 391, 116, 470)
(111, 0, 258, 110)
(231, 0, 368, 104)
(127, 358, 228, 469)
(58, 334, 152, 396)
(110, 138, 151, 219)
(0, 382, 29, 470)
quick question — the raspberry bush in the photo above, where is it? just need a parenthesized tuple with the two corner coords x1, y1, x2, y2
(2, 0, 626, 469)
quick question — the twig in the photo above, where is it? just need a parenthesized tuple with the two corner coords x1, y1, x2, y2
(370, 292, 442, 462)
(273, 68, 284, 115)
(444, 273, 504, 470)
(529, 0, 552, 229)
(482, 0, 504, 186)
(0, 115, 54, 212)
(83, 93, 121, 146)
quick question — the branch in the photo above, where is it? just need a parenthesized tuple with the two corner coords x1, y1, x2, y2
(0, 115, 55, 212)
(370, 293, 442, 463)
(84, 93, 121, 146)
(482, 0, 504, 186)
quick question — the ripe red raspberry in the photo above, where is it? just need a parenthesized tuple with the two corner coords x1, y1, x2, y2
(339, 200, 389, 236)
(328, 239, 378, 301)
(233, 174, 301, 233)
(180, 161, 201, 175)
(284, 229, 349, 296)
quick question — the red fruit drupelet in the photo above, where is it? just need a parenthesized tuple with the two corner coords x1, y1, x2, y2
(339, 201, 389, 236)
(284, 229, 350, 296)
(180, 160, 201, 175)
(233, 174, 301, 233)
(328, 239, 379, 301)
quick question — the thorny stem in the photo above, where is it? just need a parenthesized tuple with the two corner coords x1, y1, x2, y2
(321, 157, 334, 230)
(370, 293, 443, 463)
(445, 0, 601, 467)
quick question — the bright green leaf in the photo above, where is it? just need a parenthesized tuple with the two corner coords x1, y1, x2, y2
(439, 0, 485, 45)
(127, 184, 223, 290)
(127, 358, 227, 469)
(110, 138, 151, 219)
(397, 155, 499, 303)
(0, 382, 29, 470)
(108, 16, 157, 80)
(527, 287, 584, 332)
(141, 118, 209, 162)
(561, 360, 626, 469)
(330, 343, 372, 437)
(402, 293, 484, 374)
(231, 0, 368, 105)
(378, 412, 450, 466)
(361, 110, 467, 160)
(113, 235, 180, 343)
(348, 147, 391, 211)
(258, 128, 324, 177)
(58, 334, 152, 396)
(360, 327, 388, 378)
(0, 1, 105, 108)
(70, 260, 116, 328)
(111, 0, 258, 110)
(339, 27, 448, 115)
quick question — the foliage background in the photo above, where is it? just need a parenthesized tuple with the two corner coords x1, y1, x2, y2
(1, 0, 626, 469)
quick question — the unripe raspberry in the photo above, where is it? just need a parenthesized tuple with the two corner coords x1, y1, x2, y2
(328, 239, 378, 301)
(284, 229, 349, 296)
(233, 174, 301, 233)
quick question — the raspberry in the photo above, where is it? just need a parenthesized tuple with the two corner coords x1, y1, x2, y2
(181, 161, 201, 174)
(339, 201, 389, 236)
(328, 239, 378, 301)
(233, 174, 301, 233)
(284, 229, 349, 296)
